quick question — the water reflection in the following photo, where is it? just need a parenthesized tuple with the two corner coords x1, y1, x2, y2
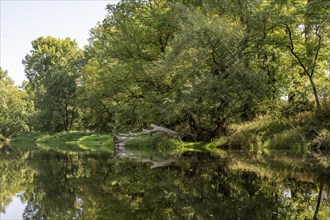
(0, 151, 329, 219)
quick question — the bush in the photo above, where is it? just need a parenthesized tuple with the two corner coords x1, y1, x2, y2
(125, 133, 180, 151)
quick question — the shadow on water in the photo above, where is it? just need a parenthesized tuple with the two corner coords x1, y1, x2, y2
(0, 149, 329, 219)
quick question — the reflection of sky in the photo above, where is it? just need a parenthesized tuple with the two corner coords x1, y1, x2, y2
(0, 194, 26, 220)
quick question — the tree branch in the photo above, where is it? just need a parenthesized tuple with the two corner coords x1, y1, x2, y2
(284, 24, 310, 76)
(311, 24, 322, 77)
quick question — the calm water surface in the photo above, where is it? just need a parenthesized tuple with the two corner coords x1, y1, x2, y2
(0, 150, 329, 219)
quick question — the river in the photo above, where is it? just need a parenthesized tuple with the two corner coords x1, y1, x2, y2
(0, 150, 329, 219)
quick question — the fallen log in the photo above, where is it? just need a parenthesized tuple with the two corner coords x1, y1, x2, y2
(118, 124, 178, 137)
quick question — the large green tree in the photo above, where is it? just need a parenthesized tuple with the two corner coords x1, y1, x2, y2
(78, 0, 274, 137)
(78, 0, 177, 132)
(154, 5, 270, 140)
(23, 37, 83, 132)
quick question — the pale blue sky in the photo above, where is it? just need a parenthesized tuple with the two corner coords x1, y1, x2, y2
(0, 0, 119, 85)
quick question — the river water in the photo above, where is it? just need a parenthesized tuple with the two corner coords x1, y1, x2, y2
(0, 150, 329, 219)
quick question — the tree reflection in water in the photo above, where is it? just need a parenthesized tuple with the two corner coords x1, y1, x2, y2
(0, 151, 329, 219)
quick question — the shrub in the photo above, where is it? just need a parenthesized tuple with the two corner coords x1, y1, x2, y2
(125, 133, 180, 152)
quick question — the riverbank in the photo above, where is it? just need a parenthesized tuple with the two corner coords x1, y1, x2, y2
(3, 109, 330, 220)
(8, 131, 225, 159)
(121, 113, 330, 159)
(222, 113, 330, 154)
(7, 112, 330, 157)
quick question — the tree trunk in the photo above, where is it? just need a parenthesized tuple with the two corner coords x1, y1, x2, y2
(210, 120, 227, 138)
(64, 104, 69, 131)
(185, 110, 199, 141)
(305, 0, 321, 113)
(308, 75, 322, 113)
(69, 106, 76, 131)
(118, 124, 178, 138)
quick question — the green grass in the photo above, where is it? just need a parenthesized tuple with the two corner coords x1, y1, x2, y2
(10, 132, 114, 153)
(214, 112, 330, 154)
(10, 133, 42, 150)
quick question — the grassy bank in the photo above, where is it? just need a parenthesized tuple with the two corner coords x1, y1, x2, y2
(222, 113, 330, 154)
(124, 112, 330, 159)
(6, 112, 330, 157)
(10, 132, 114, 153)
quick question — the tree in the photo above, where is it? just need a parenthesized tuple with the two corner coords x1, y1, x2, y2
(78, 0, 177, 132)
(258, 0, 330, 113)
(154, 5, 270, 140)
(0, 67, 31, 136)
(23, 37, 83, 132)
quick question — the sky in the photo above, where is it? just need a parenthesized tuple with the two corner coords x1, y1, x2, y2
(0, 0, 119, 85)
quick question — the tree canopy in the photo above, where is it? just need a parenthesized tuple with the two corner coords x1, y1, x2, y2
(23, 36, 83, 132)
(1, 0, 328, 138)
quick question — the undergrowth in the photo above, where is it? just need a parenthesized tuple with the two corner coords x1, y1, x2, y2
(222, 112, 330, 154)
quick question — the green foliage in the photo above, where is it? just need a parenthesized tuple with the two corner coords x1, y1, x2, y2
(226, 116, 297, 150)
(0, 67, 32, 137)
(125, 134, 182, 158)
(78, 0, 177, 132)
(23, 37, 83, 132)
(5, 0, 330, 146)
(78, 134, 114, 151)
(10, 133, 40, 143)
(2, 2, 330, 217)
(270, 128, 309, 152)
(255, 0, 330, 112)
(153, 5, 271, 140)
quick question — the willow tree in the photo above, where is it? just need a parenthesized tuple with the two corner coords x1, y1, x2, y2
(156, 5, 270, 140)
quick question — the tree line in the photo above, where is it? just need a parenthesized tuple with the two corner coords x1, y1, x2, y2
(1, 0, 329, 140)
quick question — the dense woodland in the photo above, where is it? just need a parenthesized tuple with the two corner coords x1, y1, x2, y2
(1, 0, 330, 143)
